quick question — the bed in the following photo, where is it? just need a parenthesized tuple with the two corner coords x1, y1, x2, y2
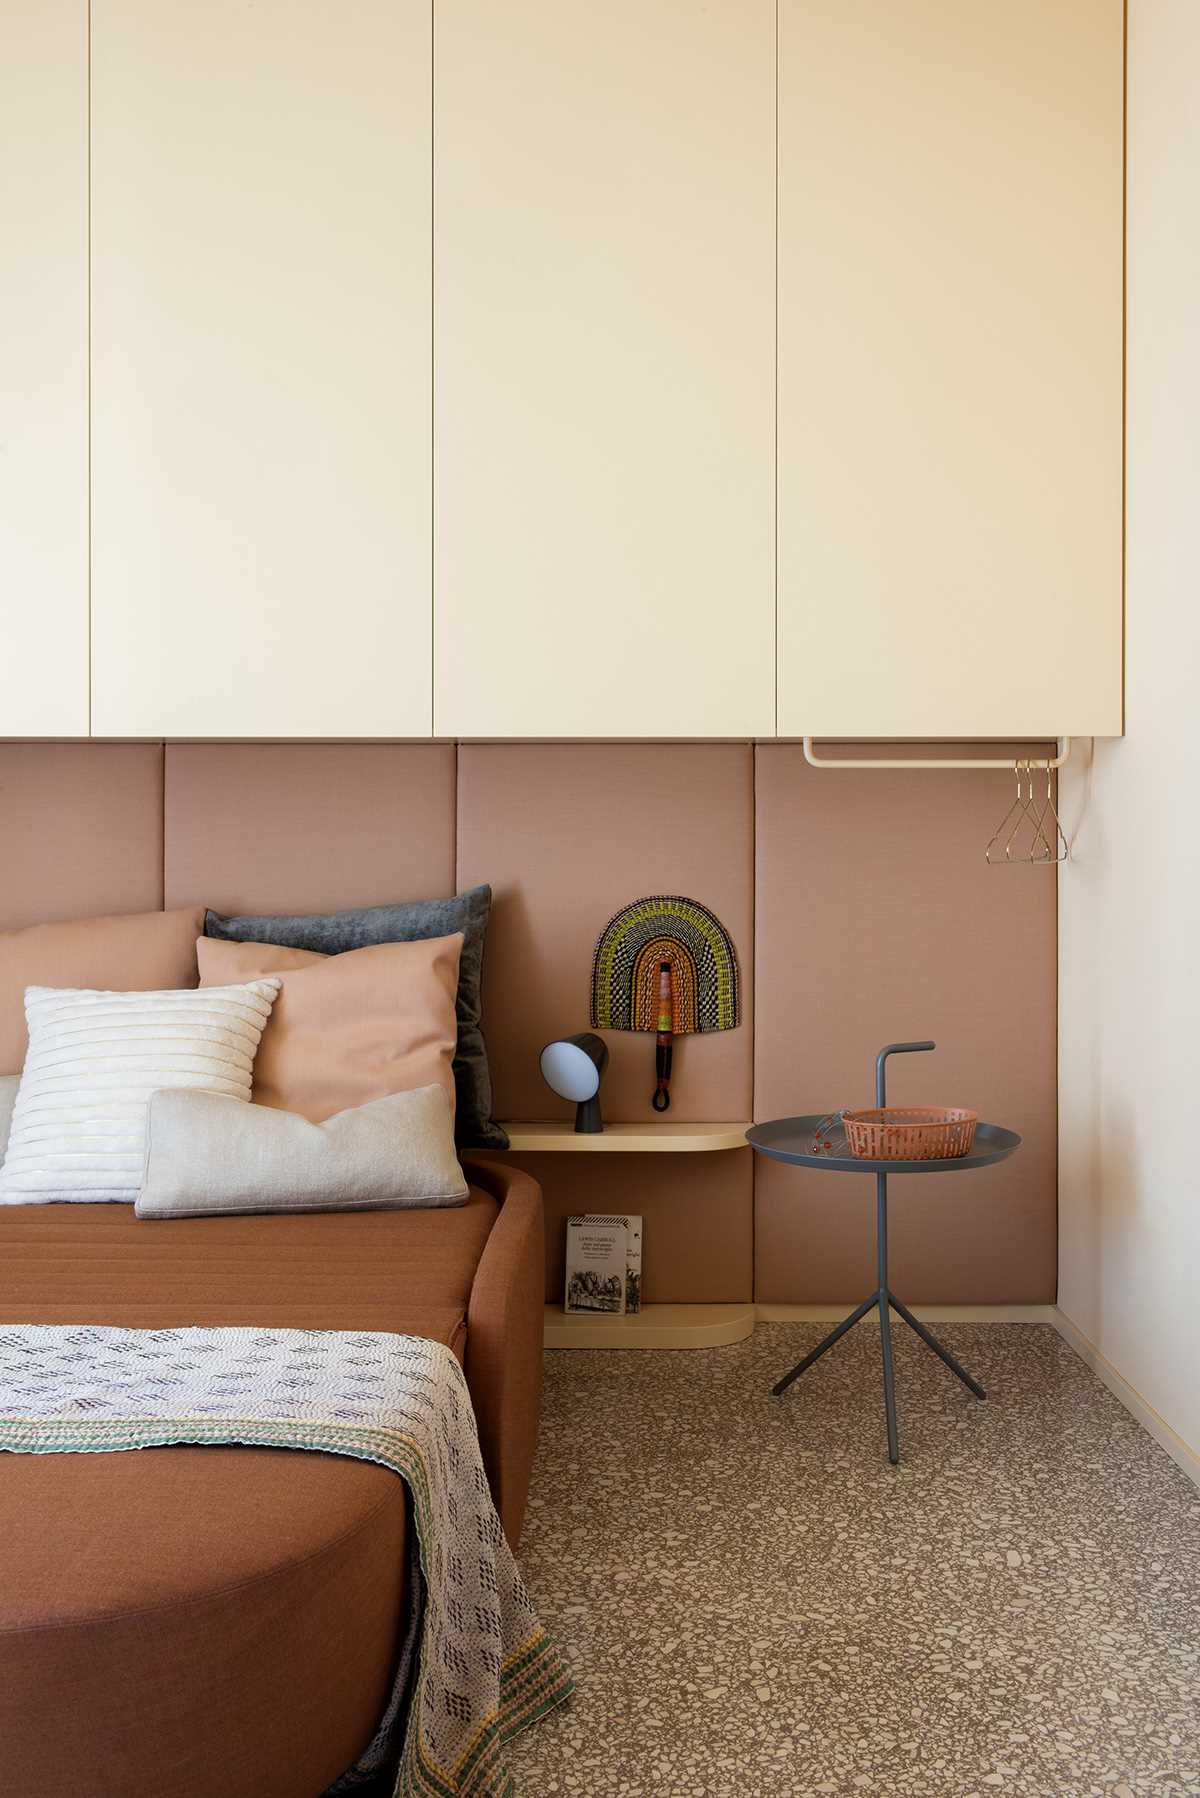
(0, 1156, 544, 1798)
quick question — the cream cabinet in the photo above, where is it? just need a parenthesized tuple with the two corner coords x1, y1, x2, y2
(90, 0, 433, 738)
(5, 0, 1125, 743)
(433, 0, 776, 739)
(0, 0, 88, 735)
(777, 0, 1124, 740)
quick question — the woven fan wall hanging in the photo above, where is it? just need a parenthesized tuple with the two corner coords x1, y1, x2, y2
(589, 895, 740, 1112)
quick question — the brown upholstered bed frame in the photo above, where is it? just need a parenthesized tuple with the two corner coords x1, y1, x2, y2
(461, 1157, 546, 1546)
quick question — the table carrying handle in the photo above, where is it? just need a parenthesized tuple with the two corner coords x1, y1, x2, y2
(875, 1041, 936, 1108)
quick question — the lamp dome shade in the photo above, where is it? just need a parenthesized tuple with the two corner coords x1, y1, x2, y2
(540, 1034, 608, 1102)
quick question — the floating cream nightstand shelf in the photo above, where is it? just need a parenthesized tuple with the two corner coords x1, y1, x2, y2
(508, 1124, 752, 1349)
(501, 1121, 750, 1153)
(543, 1303, 755, 1350)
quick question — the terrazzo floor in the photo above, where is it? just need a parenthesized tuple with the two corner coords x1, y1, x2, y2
(507, 1323, 1200, 1798)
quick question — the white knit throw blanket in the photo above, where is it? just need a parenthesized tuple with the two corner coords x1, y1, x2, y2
(0, 1324, 571, 1798)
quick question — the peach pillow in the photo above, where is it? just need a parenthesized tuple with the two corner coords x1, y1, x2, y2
(0, 906, 206, 1075)
(196, 933, 463, 1122)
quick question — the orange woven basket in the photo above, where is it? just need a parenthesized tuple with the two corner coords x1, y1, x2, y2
(842, 1106, 978, 1161)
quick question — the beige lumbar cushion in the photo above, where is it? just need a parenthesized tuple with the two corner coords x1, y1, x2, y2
(0, 979, 281, 1206)
(136, 1084, 468, 1218)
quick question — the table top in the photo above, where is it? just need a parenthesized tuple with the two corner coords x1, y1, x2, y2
(746, 1116, 1022, 1175)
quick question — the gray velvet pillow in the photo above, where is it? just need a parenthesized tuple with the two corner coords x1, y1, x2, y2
(205, 886, 508, 1149)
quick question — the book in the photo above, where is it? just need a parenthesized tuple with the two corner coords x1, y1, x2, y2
(563, 1214, 643, 1316)
(624, 1214, 643, 1314)
(564, 1215, 627, 1314)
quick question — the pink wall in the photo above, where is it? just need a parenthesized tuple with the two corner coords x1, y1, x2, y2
(0, 740, 1056, 1304)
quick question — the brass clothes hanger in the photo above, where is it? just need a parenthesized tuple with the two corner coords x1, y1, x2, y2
(984, 759, 1069, 864)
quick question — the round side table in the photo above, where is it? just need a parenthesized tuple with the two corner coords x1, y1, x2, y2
(747, 1041, 1021, 1464)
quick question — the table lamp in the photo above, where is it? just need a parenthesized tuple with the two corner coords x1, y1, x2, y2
(539, 1032, 609, 1134)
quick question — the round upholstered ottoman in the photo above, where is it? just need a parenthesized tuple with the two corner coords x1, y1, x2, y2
(0, 1443, 407, 1798)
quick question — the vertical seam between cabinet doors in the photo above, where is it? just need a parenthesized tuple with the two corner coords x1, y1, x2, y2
(86, 0, 93, 734)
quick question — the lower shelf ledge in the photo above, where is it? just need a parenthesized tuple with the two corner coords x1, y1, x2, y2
(543, 1302, 755, 1350)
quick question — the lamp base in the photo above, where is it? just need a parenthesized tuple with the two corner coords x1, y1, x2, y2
(574, 1096, 604, 1134)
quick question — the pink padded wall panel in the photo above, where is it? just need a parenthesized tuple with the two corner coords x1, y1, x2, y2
(456, 743, 754, 1125)
(0, 744, 164, 929)
(753, 745, 1057, 1304)
(163, 745, 457, 914)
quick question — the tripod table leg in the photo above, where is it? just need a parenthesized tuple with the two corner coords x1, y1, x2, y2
(770, 1292, 879, 1397)
(889, 1292, 987, 1400)
(878, 1290, 900, 1464)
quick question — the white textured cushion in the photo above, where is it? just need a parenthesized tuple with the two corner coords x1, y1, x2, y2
(136, 1084, 469, 1218)
(0, 980, 281, 1205)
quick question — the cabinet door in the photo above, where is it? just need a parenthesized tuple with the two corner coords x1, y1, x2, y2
(0, 0, 88, 735)
(434, 0, 775, 738)
(778, 0, 1124, 739)
(91, 1, 432, 737)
